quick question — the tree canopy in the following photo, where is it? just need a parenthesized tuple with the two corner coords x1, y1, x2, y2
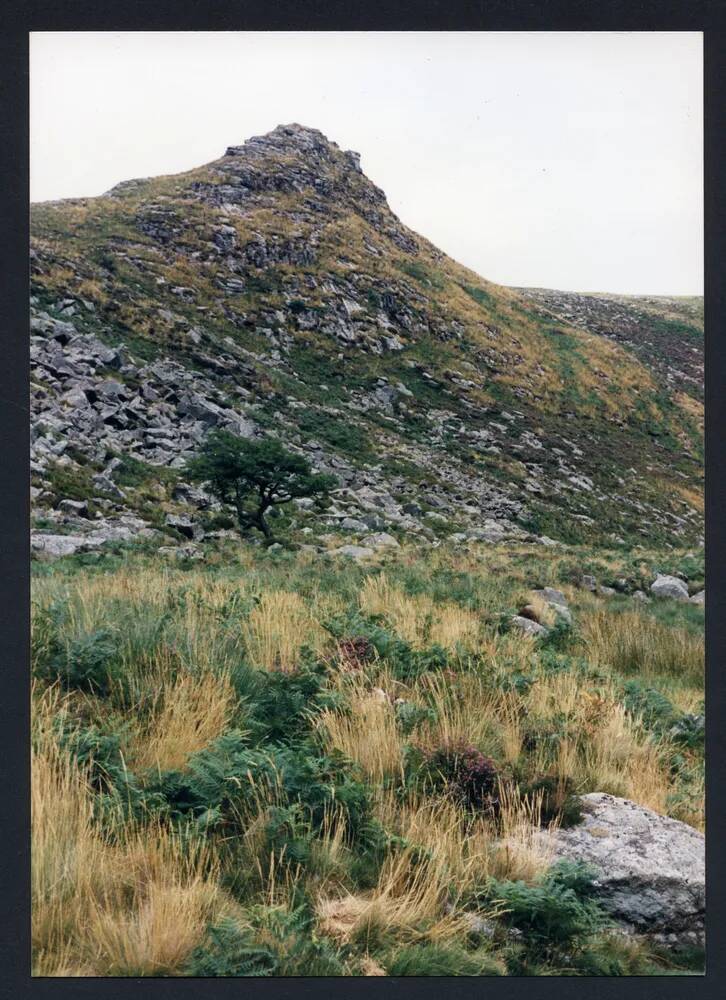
(186, 431, 337, 540)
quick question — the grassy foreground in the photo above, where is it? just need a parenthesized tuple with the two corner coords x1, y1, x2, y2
(31, 541, 704, 976)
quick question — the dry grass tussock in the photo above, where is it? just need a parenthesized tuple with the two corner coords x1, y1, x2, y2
(316, 846, 472, 950)
(243, 590, 327, 671)
(317, 683, 405, 784)
(489, 781, 558, 883)
(318, 783, 553, 951)
(32, 688, 226, 977)
(374, 782, 555, 891)
(130, 669, 238, 772)
(359, 574, 482, 651)
(582, 609, 703, 683)
(524, 673, 674, 816)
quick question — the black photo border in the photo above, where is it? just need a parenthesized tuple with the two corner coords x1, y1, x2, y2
(1, 2, 724, 998)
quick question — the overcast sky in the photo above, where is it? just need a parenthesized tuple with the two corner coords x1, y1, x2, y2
(30, 32, 703, 295)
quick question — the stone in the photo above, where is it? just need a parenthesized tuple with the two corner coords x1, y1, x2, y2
(30, 518, 147, 558)
(532, 586, 568, 608)
(402, 502, 422, 516)
(58, 499, 89, 518)
(650, 575, 690, 601)
(165, 513, 204, 541)
(632, 590, 651, 603)
(293, 497, 315, 511)
(549, 793, 704, 945)
(341, 517, 368, 532)
(510, 615, 548, 638)
(332, 544, 375, 561)
(31, 533, 90, 557)
(581, 574, 597, 591)
(552, 605, 572, 624)
(689, 589, 705, 606)
(537, 535, 559, 547)
(597, 585, 616, 597)
(362, 532, 400, 549)
(92, 473, 126, 499)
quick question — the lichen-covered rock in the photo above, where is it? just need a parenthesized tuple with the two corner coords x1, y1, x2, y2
(31, 533, 91, 557)
(650, 574, 690, 601)
(362, 532, 400, 549)
(510, 615, 548, 638)
(549, 792, 704, 945)
(532, 586, 568, 608)
(332, 544, 375, 561)
(531, 586, 572, 623)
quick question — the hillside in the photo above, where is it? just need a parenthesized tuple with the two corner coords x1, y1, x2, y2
(515, 287, 703, 405)
(30, 125, 705, 978)
(30, 124, 703, 553)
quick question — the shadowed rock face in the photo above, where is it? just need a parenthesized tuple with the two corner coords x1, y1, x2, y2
(30, 124, 703, 552)
(550, 793, 704, 946)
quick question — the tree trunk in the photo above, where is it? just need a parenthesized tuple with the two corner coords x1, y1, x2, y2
(255, 500, 273, 540)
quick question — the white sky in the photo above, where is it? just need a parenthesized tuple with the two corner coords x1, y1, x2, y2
(30, 31, 703, 295)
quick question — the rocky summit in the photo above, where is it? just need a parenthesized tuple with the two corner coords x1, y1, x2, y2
(30, 124, 703, 554)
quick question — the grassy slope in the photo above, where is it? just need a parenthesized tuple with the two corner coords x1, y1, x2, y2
(32, 541, 704, 977)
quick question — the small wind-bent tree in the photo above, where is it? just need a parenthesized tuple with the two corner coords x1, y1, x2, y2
(186, 430, 337, 541)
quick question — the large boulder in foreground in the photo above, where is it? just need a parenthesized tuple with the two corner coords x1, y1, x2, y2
(550, 793, 704, 946)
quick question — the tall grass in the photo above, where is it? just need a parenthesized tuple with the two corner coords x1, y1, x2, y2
(582, 609, 703, 683)
(317, 684, 405, 784)
(243, 590, 327, 670)
(31, 543, 705, 975)
(359, 574, 482, 651)
(32, 687, 226, 976)
(131, 670, 239, 772)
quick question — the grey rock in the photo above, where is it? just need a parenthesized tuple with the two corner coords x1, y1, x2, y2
(597, 585, 616, 597)
(341, 517, 368, 532)
(632, 590, 651, 603)
(510, 615, 549, 638)
(362, 531, 400, 549)
(549, 793, 704, 945)
(172, 483, 217, 509)
(689, 589, 705, 606)
(31, 533, 90, 557)
(92, 473, 126, 499)
(650, 575, 690, 601)
(581, 574, 597, 591)
(165, 513, 204, 541)
(332, 544, 375, 561)
(402, 502, 422, 516)
(58, 499, 89, 518)
(158, 544, 204, 561)
(531, 586, 571, 622)
(537, 535, 559, 547)
(30, 518, 147, 558)
(532, 586, 568, 608)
